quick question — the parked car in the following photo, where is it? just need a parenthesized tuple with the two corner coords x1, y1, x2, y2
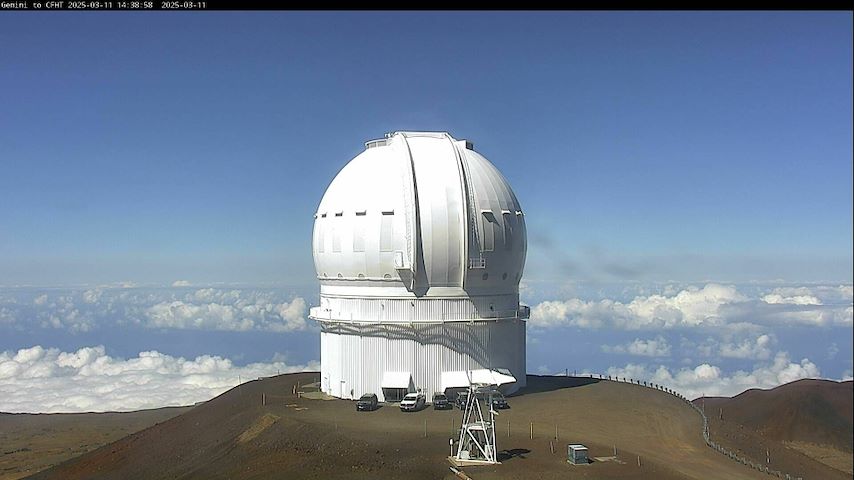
(490, 391, 509, 409)
(432, 393, 452, 410)
(399, 392, 426, 412)
(455, 391, 469, 410)
(356, 393, 378, 411)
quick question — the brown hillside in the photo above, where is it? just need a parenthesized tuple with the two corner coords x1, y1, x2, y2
(29, 373, 769, 480)
(697, 379, 853, 479)
(0, 407, 189, 480)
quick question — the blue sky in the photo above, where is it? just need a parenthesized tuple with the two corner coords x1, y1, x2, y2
(0, 12, 851, 412)
(1, 11, 851, 285)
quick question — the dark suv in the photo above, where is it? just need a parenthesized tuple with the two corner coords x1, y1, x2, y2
(356, 393, 378, 411)
(432, 393, 451, 410)
(490, 392, 509, 409)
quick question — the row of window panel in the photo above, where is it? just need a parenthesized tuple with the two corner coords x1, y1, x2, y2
(481, 211, 522, 253)
(317, 210, 522, 254)
(318, 212, 395, 254)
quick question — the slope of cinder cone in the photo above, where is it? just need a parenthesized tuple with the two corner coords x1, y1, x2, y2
(29, 373, 777, 480)
(696, 378, 853, 479)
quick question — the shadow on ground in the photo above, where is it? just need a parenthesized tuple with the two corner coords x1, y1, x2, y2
(515, 375, 600, 396)
(498, 448, 531, 462)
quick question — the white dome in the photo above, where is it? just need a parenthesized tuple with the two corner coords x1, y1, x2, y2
(312, 131, 526, 298)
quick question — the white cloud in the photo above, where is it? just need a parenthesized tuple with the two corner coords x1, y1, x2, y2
(717, 333, 774, 360)
(606, 351, 821, 399)
(144, 295, 308, 332)
(0, 345, 318, 413)
(82, 288, 102, 304)
(602, 336, 671, 357)
(171, 280, 192, 287)
(34, 295, 97, 333)
(1, 287, 312, 333)
(531, 283, 746, 330)
(0, 307, 14, 325)
(762, 293, 821, 305)
(763, 285, 852, 304)
(529, 283, 853, 330)
(748, 303, 853, 327)
(827, 343, 839, 359)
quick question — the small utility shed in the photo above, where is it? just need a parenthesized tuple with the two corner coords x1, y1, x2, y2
(567, 444, 588, 465)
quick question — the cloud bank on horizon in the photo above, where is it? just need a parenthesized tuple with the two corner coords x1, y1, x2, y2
(526, 282, 852, 399)
(1, 286, 310, 333)
(0, 282, 851, 412)
(605, 351, 823, 400)
(0, 345, 318, 413)
(528, 283, 853, 330)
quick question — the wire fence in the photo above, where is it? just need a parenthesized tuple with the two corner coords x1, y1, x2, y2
(576, 373, 804, 480)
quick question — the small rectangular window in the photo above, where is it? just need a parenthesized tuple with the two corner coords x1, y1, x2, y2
(380, 212, 394, 252)
(481, 211, 496, 252)
(331, 214, 341, 253)
(353, 215, 365, 252)
(332, 224, 341, 252)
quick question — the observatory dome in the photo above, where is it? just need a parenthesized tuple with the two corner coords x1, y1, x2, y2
(312, 131, 526, 298)
(309, 131, 529, 402)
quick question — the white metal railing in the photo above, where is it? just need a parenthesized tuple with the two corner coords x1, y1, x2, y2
(308, 307, 527, 324)
(364, 139, 388, 149)
(468, 257, 487, 269)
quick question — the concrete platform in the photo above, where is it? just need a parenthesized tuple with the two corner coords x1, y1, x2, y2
(447, 456, 500, 467)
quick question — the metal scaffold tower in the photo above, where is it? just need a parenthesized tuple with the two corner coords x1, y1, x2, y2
(454, 383, 500, 465)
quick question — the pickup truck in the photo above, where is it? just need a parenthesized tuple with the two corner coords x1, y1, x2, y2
(399, 393, 425, 412)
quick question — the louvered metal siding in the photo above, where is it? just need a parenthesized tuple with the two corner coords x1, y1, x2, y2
(320, 319, 526, 402)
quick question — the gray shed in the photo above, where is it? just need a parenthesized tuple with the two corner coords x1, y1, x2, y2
(567, 444, 588, 465)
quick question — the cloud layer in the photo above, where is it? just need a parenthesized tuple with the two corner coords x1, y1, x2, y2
(602, 336, 671, 357)
(2, 283, 849, 411)
(530, 283, 853, 330)
(0, 345, 318, 413)
(145, 292, 307, 332)
(2, 287, 310, 333)
(605, 351, 821, 399)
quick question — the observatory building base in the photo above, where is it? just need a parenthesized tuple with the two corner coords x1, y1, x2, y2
(319, 319, 526, 402)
